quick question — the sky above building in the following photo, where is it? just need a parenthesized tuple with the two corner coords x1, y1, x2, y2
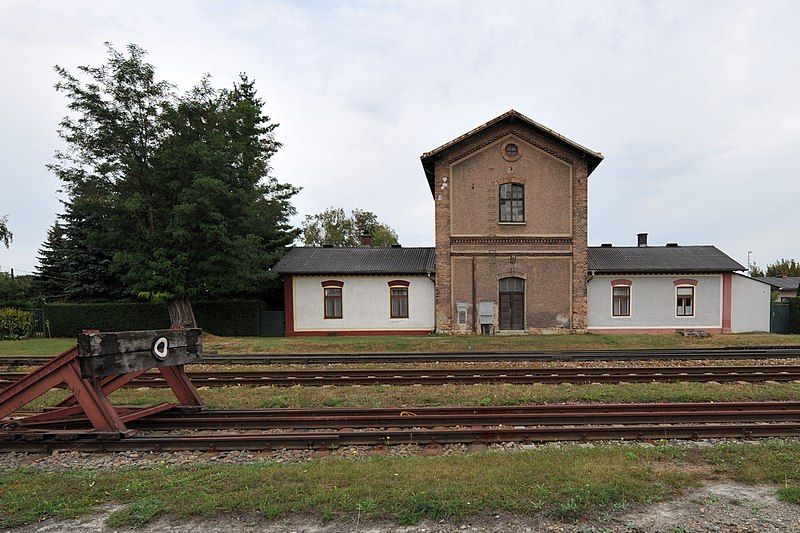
(0, 0, 798, 275)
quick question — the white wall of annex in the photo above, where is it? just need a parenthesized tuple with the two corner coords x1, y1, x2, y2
(730, 274, 771, 333)
(292, 275, 435, 331)
(588, 274, 722, 329)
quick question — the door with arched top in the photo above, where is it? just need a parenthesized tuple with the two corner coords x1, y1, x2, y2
(499, 277, 524, 330)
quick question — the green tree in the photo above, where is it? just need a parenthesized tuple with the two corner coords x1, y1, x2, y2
(302, 208, 399, 247)
(33, 220, 70, 301)
(60, 182, 127, 302)
(113, 74, 300, 325)
(49, 43, 159, 303)
(0, 215, 11, 248)
(749, 262, 765, 277)
(48, 44, 299, 326)
(0, 273, 34, 302)
(764, 259, 800, 277)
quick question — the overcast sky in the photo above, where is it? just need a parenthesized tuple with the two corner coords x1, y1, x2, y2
(1, 0, 798, 275)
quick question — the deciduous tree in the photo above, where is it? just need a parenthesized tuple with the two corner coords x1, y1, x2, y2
(0, 215, 11, 248)
(302, 208, 399, 247)
(113, 74, 300, 326)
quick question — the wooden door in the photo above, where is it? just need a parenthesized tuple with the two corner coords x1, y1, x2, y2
(499, 278, 524, 330)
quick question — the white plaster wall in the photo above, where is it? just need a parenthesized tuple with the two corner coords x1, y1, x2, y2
(731, 274, 771, 332)
(292, 275, 435, 332)
(588, 274, 722, 329)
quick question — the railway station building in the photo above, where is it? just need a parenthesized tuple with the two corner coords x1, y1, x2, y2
(274, 110, 771, 336)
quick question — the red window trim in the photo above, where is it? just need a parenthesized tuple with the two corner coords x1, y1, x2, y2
(389, 286, 409, 319)
(323, 286, 343, 319)
(673, 279, 698, 286)
(321, 280, 344, 288)
(610, 279, 633, 287)
(387, 280, 410, 287)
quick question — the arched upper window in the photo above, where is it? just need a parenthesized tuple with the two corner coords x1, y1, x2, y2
(499, 277, 525, 293)
(499, 183, 524, 223)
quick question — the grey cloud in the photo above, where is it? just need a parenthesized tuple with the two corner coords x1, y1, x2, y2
(0, 0, 798, 275)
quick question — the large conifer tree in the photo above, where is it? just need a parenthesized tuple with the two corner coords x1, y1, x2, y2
(45, 44, 299, 325)
(33, 220, 69, 300)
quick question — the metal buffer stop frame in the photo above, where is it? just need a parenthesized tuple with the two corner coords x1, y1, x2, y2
(0, 328, 204, 436)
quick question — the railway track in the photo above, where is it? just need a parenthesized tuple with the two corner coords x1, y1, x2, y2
(3, 401, 800, 452)
(2, 345, 799, 366)
(3, 364, 800, 388)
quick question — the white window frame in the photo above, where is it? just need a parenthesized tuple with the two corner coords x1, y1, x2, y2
(611, 283, 632, 318)
(675, 284, 696, 318)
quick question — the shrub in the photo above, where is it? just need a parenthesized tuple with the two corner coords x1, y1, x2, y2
(0, 307, 33, 339)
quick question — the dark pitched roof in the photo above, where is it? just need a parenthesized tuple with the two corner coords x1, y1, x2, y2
(420, 109, 604, 196)
(588, 245, 745, 274)
(273, 247, 435, 275)
(754, 276, 800, 291)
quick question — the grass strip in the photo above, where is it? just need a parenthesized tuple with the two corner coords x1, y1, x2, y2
(12, 381, 800, 412)
(1, 332, 799, 357)
(202, 332, 800, 354)
(2, 442, 799, 528)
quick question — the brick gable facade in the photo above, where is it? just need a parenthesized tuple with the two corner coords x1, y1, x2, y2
(421, 111, 601, 334)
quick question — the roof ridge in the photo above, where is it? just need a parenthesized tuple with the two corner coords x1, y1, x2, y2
(289, 246, 435, 250)
(588, 244, 718, 248)
(421, 109, 603, 161)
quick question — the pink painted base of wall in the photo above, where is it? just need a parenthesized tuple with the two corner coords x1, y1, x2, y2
(286, 329, 433, 337)
(588, 328, 724, 335)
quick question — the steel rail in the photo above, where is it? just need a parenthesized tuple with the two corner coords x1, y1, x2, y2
(2, 422, 800, 453)
(24, 408, 800, 431)
(11, 401, 800, 431)
(2, 345, 800, 366)
(34, 399, 800, 417)
(4, 365, 800, 388)
(4, 401, 800, 452)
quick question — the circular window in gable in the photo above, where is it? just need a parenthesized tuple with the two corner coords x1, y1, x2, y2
(502, 142, 522, 161)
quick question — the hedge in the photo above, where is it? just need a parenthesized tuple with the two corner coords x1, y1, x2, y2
(790, 297, 800, 334)
(43, 300, 266, 338)
(193, 300, 264, 337)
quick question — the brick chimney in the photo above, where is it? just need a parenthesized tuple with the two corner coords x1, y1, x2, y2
(360, 231, 372, 247)
(637, 232, 648, 247)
